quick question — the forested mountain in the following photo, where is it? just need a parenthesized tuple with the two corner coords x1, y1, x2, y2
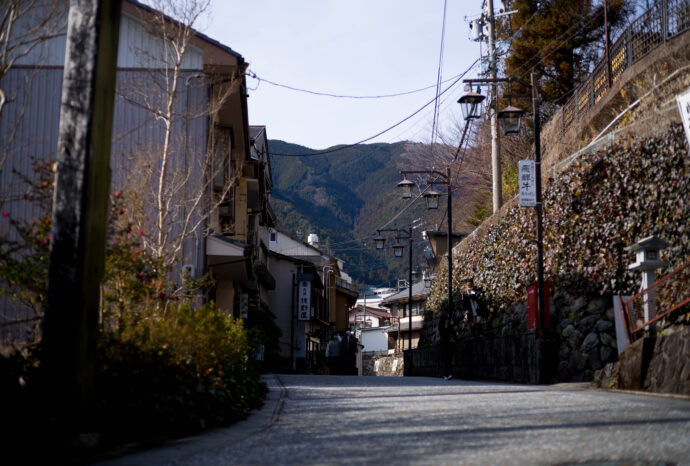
(268, 140, 433, 288)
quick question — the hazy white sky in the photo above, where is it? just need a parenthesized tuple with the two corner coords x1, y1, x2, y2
(204, 1, 484, 150)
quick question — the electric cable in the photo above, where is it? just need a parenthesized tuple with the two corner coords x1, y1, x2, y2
(431, 0, 449, 146)
(270, 58, 481, 157)
(246, 70, 468, 100)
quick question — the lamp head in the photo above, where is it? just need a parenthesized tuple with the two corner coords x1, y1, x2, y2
(458, 88, 485, 120)
(424, 189, 441, 210)
(374, 232, 385, 250)
(393, 242, 405, 257)
(498, 105, 524, 135)
(397, 176, 414, 199)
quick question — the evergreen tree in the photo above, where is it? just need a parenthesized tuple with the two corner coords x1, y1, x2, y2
(498, 0, 634, 108)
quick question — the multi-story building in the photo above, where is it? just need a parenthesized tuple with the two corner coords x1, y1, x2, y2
(267, 229, 358, 370)
(380, 281, 430, 351)
(0, 0, 274, 344)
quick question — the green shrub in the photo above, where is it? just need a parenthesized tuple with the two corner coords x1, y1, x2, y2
(96, 304, 266, 445)
(1, 174, 267, 452)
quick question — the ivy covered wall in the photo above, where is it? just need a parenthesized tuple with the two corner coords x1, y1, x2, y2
(426, 124, 689, 317)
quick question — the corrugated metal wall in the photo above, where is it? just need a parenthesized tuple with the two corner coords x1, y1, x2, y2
(0, 68, 63, 343)
(14, 8, 203, 71)
(1, 8, 210, 345)
(118, 12, 203, 70)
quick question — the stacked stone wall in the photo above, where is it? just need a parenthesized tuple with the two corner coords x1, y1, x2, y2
(594, 326, 690, 395)
(361, 351, 403, 376)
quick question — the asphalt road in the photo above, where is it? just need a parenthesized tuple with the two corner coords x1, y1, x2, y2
(99, 374, 690, 465)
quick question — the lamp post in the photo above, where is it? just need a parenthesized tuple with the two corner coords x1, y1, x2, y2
(464, 72, 545, 339)
(375, 226, 413, 350)
(397, 166, 455, 322)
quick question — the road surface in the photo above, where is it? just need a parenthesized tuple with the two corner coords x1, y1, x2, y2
(98, 374, 690, 465)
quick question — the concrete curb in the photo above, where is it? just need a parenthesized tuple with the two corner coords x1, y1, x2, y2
(96, 374, 286, 465)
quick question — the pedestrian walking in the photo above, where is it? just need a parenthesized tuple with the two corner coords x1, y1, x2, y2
(340, 329, 357, 375)
(326, 334, 341, 375)
(438, 313, 455, 380)
(462, 280, 485, 324)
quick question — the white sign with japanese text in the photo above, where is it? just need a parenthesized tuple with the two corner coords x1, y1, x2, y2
(519, 160, 536, 207)
(297, 281, 311, 321)
(676, 87, 690, 148)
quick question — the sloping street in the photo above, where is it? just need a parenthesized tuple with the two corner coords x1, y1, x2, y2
(100, 375, 690, 465)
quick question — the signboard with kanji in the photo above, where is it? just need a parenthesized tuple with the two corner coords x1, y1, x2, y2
(297, 280, 311, 321)
(239, 293, 248, 319)
(519, 160, 536, 207)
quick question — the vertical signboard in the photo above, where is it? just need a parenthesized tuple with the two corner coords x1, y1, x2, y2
(239, 293, 248, 320)
(298, 280, 311, 321)
(519, 160, 536, 207)
(676, 87, 690, 147)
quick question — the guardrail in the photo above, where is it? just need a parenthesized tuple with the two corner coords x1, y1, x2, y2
(559, 0, 690, 136)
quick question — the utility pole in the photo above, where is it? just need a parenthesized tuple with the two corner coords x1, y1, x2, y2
(42, 0, 121, 447)
(487, 0, 502, 213)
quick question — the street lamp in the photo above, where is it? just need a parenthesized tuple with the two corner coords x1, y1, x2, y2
(398, 166, 455, 327)
(465, 73, 546, 340)
(458, 87, 486, 121)
(397, 176, 415, 199)
(393, 241, 404, 258)
(423, 189, 441, 210)
(374, 232, 386, 250)
(374, 226, 414, 351)
(497, 105, 524, 135)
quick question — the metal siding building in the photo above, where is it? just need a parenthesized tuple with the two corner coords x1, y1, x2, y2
(0, 5, 212, 344)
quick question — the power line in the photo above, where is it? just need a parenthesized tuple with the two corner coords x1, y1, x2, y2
(431, 0, 449, 146)
(270, 58, 481, 157)
(246, 70, 467, 100)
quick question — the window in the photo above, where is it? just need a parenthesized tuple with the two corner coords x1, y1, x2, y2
(213, 126, 232, 191)
(269, 230, 277, 243)
(214, 126, 235, 233)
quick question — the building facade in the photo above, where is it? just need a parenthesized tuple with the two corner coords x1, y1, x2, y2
(0, 0, 274, 345)
(380, 281, 430, 352)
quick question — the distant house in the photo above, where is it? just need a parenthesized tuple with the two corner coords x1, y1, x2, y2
(0, 0, 274, 344)
(359, 326, 392, 353)
(349, 305, 391, 329)
(267, 229, 358, 370)
(380, 281, 430, 351)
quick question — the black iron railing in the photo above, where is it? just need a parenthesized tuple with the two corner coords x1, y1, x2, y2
(559, 0, 690, 136)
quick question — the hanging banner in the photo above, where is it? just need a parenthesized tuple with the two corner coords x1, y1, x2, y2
(519, 160, 537, 207)
(298, 280, 311, 321)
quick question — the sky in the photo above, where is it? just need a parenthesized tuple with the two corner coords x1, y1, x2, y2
(203, 1, 485, 150)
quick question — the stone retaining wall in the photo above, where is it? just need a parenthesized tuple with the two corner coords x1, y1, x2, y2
(413, 290, 620, 383)
(361, 351, 403, 377)
(594, 326, 690, 395)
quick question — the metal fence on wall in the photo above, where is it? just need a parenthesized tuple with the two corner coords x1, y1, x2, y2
(560, 0, 690, 136)
(622, 262, 690, 340)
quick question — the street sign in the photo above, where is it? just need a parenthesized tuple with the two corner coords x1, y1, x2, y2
(297, 280, 311, 321)
(239, 293, 248, 319)
(676, 87, 690, 147)
(519, 160, 536, 207)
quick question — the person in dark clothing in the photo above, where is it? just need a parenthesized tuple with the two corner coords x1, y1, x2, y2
(340, 329, 357, 375)
(326, 334, 341, 375)
(438, 313, 455, 380)
(462, 281, 483, 324)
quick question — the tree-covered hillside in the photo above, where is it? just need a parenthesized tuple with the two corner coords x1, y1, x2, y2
(268, 140, 432, 287)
